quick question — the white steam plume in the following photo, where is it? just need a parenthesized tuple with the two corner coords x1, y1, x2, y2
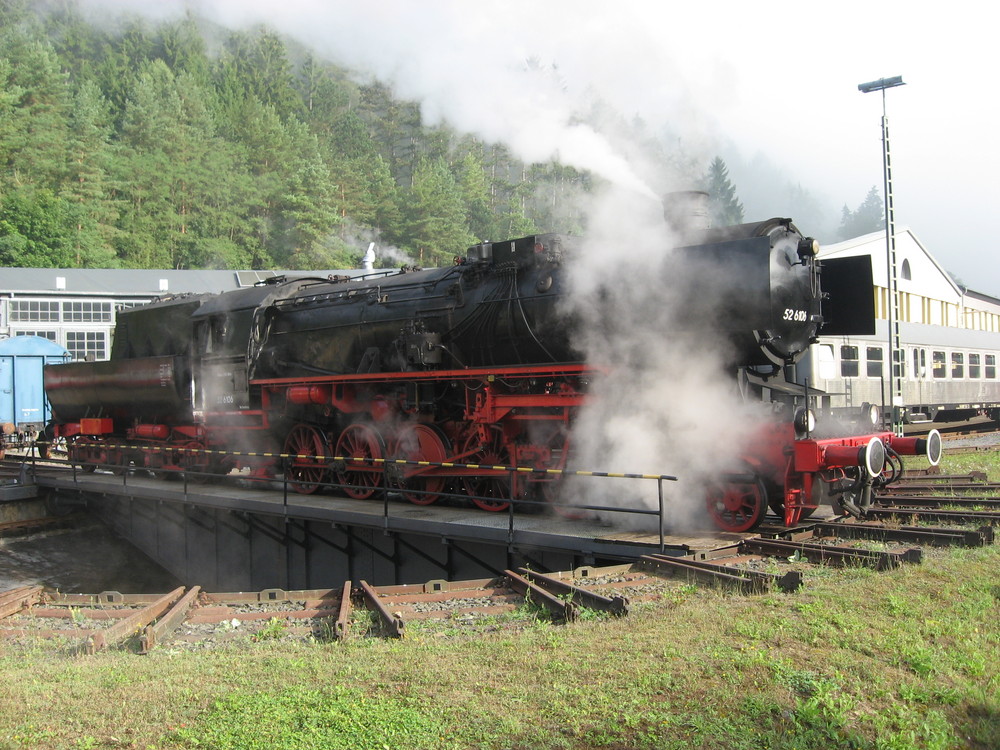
(558, 187, 760, 531)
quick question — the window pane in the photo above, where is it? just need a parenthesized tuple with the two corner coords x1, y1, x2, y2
(866, 346, 883, 378)
(840, 346, 859, 378)
(932, 351, 946, 379)
(986, 354, 996, 379)
(951, 352, 964, 379)
(67, 331, 107, 361)
(970, 353, 981, 379)
(9, 300, 59, 322)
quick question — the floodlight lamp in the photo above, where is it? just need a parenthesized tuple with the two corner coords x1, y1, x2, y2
(858, 76, 905, 93)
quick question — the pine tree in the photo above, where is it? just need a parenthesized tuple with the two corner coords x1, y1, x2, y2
(703, 156, 744, 227)
(837, 186, 884, 240)
(404, 156, 474, 264)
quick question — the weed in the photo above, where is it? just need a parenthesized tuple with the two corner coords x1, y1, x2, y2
(252, 617, 287, 642)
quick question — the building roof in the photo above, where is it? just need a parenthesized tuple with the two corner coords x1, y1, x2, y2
(819, 226, 966, 300)
(0, 267, 360, 297)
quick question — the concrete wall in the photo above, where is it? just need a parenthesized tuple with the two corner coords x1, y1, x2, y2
(83, 494, 582, 590)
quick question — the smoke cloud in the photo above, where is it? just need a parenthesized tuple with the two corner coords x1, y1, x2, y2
(557, 187, 760, 531)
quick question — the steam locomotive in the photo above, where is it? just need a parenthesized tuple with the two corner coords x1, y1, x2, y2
(42, 201, 941, 532)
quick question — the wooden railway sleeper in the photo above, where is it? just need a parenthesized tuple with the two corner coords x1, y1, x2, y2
(740, 537, 921, 570)
(357, 580, 404, 638)
(514, 568, 629, 616)
(639, 554, 802, 593)
(504, 569, 577, 622)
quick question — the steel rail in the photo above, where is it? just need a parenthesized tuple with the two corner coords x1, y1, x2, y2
(334, 580, 353, 641)
(638, 554, 802, 593)
(139, 586, 201, 654)
(739, 538, 921, 570)
(81, 586, 186, 654)
(357, 580, 405, 638)
(504, 569, 577, 621)
(865, 506, 1000, 525)
(514, 568, 629, 616)
(810, 521, 992, 548)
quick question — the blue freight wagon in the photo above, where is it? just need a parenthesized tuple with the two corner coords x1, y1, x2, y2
(0, 336, 72, 436)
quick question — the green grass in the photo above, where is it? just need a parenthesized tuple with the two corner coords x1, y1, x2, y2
(0, 449, 998, 749)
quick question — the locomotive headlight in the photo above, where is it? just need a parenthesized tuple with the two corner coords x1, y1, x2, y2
(863, 437, 887, 477)
(919, 429, 943, 467)
(793, 407, 816, 438)
(797, 237, 819, 259)
(860, 402, 881, 428)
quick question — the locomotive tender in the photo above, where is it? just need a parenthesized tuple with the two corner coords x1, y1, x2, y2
(43, 209, 941, 532)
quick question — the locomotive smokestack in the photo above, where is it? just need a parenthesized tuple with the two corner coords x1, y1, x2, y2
(362, 243, 376, 271)
(663, 190, 710, 238)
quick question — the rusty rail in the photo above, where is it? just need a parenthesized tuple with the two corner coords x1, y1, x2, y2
(812, 521, 993, 548)
(334, 580, 353, 641)
(358, 580, 404, 638)
(81, 587, 185, 654)
(866, 506, 1000, 525)
(740, 538, 921, 570)
(638, 554, 802, 593)
(515, 568, 629, 616)
(874, 494, 1000, 510)
(139, 586, 201, 654)
(0, 586, 44, 619)
(505, 569, 577, 621)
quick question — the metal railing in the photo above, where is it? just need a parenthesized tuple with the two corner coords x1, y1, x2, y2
(16, 442, 679, 552)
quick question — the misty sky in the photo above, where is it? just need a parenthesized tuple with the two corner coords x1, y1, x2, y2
(93, 0, 999, 294)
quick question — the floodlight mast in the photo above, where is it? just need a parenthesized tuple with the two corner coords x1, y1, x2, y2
(859, 75, 905, 435)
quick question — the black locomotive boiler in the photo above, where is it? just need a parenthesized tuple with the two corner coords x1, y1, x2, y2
(43, 214, 940, 532)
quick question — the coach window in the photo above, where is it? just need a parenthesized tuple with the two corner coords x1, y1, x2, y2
(932, 350, 946, 378)
(986, 354, 997, 379)
(816, 344, 836, 379)
(840, 345, 859, 377)
(866, 346, 883, 378)
(951, 352, 964, 379)
(969, 353, 981, 378)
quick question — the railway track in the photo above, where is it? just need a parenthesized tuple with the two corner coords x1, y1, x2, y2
(3, 504, 996, 654)
(4, 453, 1000, 653)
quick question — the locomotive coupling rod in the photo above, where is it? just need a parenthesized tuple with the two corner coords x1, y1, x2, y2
(811, 521, 991, 548)
(358, 580, 405, 638)
(740, 538, 921, 571)
(334, 580, 353, 641)
(504, 569, 577, 622)
(514, 568, 629, 616)
(639, 555, 801, 594)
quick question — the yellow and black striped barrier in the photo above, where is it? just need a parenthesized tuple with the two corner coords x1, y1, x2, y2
(60, 440, 678, 482)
